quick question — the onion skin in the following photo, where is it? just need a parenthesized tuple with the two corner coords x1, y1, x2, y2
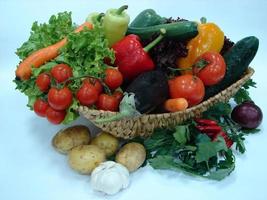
(231, 101, 263, 129)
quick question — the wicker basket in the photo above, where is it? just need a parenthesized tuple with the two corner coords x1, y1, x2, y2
(78, 68, 254, 139)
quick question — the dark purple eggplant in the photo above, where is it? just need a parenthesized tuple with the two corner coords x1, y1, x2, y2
(126, 70, 169, 113)
(231, 101, 263, 129)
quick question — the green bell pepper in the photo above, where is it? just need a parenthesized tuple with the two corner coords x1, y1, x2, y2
(103, 5, 130, 46)
(130, 9, 166, 28)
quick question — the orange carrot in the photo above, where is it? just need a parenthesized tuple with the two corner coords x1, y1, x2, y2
(164, 98, 189, 112)
(15, 22, 93, 80)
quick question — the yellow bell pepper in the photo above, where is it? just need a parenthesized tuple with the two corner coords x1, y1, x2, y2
(176, 18, 224, 74)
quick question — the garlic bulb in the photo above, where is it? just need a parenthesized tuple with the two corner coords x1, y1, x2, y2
(91, 161, 130, 195)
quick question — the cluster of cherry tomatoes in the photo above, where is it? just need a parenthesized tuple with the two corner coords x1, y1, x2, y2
(33, 63, 124, 124)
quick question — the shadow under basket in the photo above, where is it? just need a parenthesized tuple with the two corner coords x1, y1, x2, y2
(78, 68, 254, 139)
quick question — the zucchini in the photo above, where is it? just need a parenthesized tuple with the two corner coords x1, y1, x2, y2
(130, 9, 166, 27)
(205, 36, 259, 99)
(127, 21, 198, 40)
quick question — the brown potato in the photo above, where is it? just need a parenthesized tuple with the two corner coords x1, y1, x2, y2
(68, 145, 106, 174)
(52, 125, 91, 154)
(115, 142, 146, 172)
(91, 132, 119, 157)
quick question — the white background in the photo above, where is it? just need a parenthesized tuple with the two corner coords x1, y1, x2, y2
(1, 0, 267, 199)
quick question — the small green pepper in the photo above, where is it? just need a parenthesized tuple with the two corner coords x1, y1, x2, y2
(103, 5, 130, 46)
(86, 12, 104, 26)
(130, 9, 166, 28)
(86, 12, 99, 24)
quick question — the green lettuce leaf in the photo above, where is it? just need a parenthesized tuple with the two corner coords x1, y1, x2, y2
(59, 25, 114, 81)
(62, 99, 79, 124)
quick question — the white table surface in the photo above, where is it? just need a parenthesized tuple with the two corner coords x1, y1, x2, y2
(1, 0, 267, 199)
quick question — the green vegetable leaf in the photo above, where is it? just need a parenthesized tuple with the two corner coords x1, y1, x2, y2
(16, 12, 74, 59)
(27, 95, 38, 110)
(242, 128, 260, 134)
(62, 99, 79, 124)
(206, 166, 235, 180)
(149, 155, 201, 178)
(235, 136, 246, 154)
(14, 77, 45, 109)
(149, 152, 235, 181)
(60, 24, 114, 81)
(32, 61, 57, 77)
(243, 79, 257, 89)
(207, 150, 235, 180)
(173, 125, 190, 145)
(195, 133, 211, 143)
(203, 102, 232, 120)
(233, 88, 251, 104)
(195, 136, 227, 163)
(95, 93, 141, 123)
(144, 128, 173, 152)
(149, 155, 181, 170)
(233, 79, 257, 104)
(14, 77, 35, 93)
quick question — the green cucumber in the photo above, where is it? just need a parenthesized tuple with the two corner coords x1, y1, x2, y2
(130, 9, 166, 27)
(205, 36, 259, 99)
(127, 21, 198, 40)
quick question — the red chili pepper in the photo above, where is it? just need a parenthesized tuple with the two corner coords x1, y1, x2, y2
(212, 131, 233, 148)
(196, 125, 222, 135)
(112, 29, 166, 80)
(195, 118, 218, 126)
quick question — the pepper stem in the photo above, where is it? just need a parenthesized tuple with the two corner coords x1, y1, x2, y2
(200, 17, 207, 24)
(116, 5, 128, 15)
(143, 28, 166, 52)
(96, 13, 105, 22)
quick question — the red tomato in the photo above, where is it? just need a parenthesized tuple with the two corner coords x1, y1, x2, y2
(76, 82, 99, 106)
(36, 73, 50, 92)
(51, 64, 73, 83)
(46, 107, 66, 124)
(193, 52, 226, 86)
(168, 75, 205, 107)
(85, 78, 103, 94)
(113, 91, 123, 102)
(33, 99, 49, 117)
(97, 94, 119, 112)
(104, 68, 123, 90)
(48, 87, 73, 110)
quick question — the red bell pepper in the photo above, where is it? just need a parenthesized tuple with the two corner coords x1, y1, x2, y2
(112, 29, 165, 80)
